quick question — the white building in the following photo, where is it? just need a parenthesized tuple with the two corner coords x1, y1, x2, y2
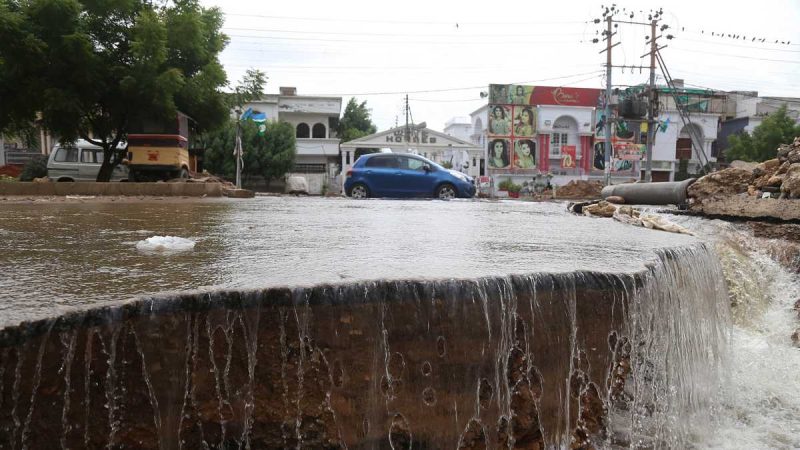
(243, 87, 342, 194)
(443, 117, 472, 143)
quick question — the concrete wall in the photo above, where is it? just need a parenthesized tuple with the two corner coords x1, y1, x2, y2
(0, 182, 224, 197)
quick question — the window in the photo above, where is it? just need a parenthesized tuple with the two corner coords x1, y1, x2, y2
(365, 155, 398, 168)
(401, 156, 426, 171)
(81, 149, 104, 163)
(473, 157, 477, 167)
(54, 147, 79, 162)
(550, 133, 567, 156)
(296, 123, 310, 138)
(312, 123, 326, 138)
(345, 152, 351, 165)
(293, 164, 326, 173)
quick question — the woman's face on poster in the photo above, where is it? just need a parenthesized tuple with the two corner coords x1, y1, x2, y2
(493, 141, 504, 157)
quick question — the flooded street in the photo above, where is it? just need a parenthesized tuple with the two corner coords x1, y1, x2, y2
(0, 196, 695, 328)
(1, 197, 798, 448)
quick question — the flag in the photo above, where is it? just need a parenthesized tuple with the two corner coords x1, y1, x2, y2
(240, 108, 253, 121)
(251, 112, 267, 136)
(659, 117, 670, 133)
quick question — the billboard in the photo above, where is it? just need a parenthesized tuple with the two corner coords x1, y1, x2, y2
(592, 109, 643, 174)
(530, 86, 603, 108)
(488, 84, 538, 173)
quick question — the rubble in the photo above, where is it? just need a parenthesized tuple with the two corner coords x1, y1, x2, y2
(570, 201, 693, 235)
(687, 136, 800, 220)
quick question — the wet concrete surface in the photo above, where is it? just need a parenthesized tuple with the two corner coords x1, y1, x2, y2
(0, 197, 696, 328)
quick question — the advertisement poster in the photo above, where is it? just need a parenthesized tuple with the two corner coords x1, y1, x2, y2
(616, 142, 645, 160)
(489, 84, 534, 105)
(513, 139, 536, 169)
(513, 105, 536, 137)
(488, 84, 538, 173)
(488, 104, 512, 137)
(530, 86, 603, 108)
(487, 138, 511, 169)
(560, 145, 576, 169)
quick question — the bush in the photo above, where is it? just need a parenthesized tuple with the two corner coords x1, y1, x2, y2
(19, 155, 47, 181)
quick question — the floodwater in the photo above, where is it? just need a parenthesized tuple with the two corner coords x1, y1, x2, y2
(0, 196, 695, 328)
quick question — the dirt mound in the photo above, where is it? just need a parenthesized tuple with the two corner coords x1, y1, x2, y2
(687, 136, 800, 220)
(554, 180, 603, 199)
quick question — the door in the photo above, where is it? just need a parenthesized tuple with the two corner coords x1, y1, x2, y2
(363, 155, 400, 197)
(395, 155, 437, 197)
(78, 148, 103, 181)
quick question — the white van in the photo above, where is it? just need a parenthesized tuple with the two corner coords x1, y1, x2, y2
(47, 140, 129, 182)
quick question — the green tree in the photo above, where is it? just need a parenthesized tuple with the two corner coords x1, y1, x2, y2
(0, 0, 229, 181)
(726, 105, 800, 162)
(336, 97, 377, 142)
(201, 119, 295, 186)
(229, 68, 268, 110)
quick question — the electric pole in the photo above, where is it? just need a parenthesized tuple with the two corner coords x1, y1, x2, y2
(404, 94, 410, 144)
(601, 16, 615, 186)
(644, 19, 657, 183)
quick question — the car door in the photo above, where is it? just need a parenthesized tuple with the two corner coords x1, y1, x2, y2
(396, 155, 436, 197)
(77, 148, 102, 181)
(363, 155, 400, 197)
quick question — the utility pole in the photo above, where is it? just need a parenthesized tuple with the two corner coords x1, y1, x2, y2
(404, 94, 410, 143)
(644, 19, 657, 183)
(235, 109, 242, 189)
(603, 16, 614, 186)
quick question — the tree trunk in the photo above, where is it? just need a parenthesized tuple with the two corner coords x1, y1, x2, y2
(96, 144, 116, 182)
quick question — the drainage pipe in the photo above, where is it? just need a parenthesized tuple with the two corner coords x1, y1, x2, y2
(601, 178, 696, 205)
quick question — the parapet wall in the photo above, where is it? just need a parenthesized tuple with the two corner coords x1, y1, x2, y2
(0, 181, 224, 197)
(0, 246, 729, 449)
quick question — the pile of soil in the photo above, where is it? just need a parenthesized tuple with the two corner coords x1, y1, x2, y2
(687, 136, 800, 220)
(553, 180, 603, 199)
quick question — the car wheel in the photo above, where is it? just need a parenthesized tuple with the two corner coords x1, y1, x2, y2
(350, 183, 369, 199)
(436, 183, 456, 200)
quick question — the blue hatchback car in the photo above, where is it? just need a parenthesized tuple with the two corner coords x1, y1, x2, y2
(344, 153, 475, 199)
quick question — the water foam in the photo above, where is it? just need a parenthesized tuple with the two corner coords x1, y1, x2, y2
(135, 236, 196, 254)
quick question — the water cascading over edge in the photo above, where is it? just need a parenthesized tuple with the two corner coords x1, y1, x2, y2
(0, 243, 729, 449)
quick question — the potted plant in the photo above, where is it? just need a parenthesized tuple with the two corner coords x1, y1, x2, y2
(507, 182, 522, 198)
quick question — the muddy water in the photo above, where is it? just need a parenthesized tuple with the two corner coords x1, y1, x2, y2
(0, 197, 694, 328)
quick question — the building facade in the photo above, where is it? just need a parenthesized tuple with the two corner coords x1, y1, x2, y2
(243, 87, 342, 194)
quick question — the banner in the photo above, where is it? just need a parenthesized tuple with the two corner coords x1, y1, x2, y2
(615, 142, 645, 161)
(560, 145, 576, 168)
(531, 86, 603, 107)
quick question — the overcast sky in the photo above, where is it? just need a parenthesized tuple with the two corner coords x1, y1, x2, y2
(200, 0, 800, 132)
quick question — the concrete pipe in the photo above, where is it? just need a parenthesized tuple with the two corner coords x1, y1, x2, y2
(601, 178, 696, 205)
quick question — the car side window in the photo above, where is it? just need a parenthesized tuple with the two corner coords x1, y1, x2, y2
(365, 156, 398, 168)
(405, 158, 425, 171)
(54, 147, 79, 162)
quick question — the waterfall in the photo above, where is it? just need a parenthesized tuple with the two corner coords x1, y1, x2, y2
(0, 244, 731, 449)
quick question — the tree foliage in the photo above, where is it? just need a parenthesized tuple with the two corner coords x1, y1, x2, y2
(201, 120, 295, 186)
(726, 105, 800, 162)
(336, 97, 376, 142)
(0, 0, 230, 181)
(229, 68, 268, 110)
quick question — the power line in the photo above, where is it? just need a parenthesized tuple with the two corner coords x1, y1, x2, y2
(222, 27, 585, 39)
(407, 73, 604, 102)
(670, 47, 800, 64)
(223, 12, 586, 26)
(678, 37, 800, 53)
(305, 70, 605, 97)
(224, 33, 584, 45)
